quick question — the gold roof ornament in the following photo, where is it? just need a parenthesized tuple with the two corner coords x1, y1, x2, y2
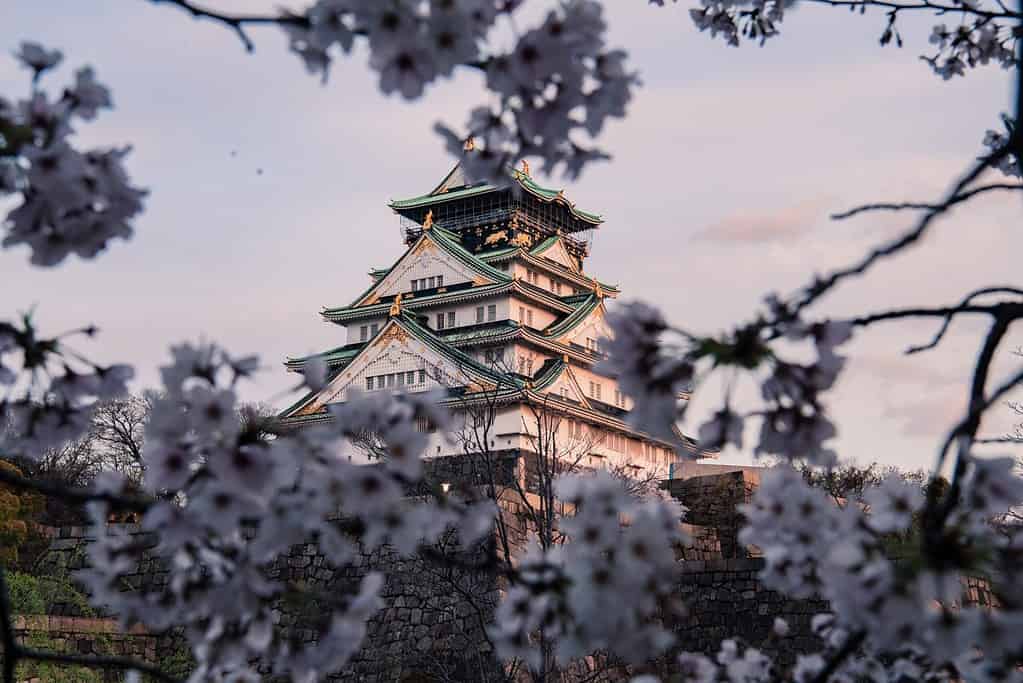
(422, 209, 434, 231)
(593, 281, 604, 299)
(562, 354, 570, 364)
(509, 232, 532, 248)
(520, 159, 530, 176)
(484, 230, 508, 246)
(389, 293, 403, 317)
(463, 136, 476, 151)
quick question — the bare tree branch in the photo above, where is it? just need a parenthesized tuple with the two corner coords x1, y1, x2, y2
(830, 182, 1023, 220)
(146, 0, 308, 52)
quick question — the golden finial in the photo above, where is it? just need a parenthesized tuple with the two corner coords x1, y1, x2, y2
(389, 293, 403, 317)
(520, 159, 530, 176)
(562, 354, 570, 364)
(593, 281, 604, 299)
(463, 136, 475, 152)
(422, 209, 433, 231)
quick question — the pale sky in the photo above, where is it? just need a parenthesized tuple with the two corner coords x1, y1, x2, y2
(2, 1, 1020, 472)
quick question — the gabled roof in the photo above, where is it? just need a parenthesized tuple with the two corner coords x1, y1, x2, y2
(389, 163, 603, 226)
(280, 310, 522, 419)
(348, 224, 511, 308)
(543, 293, 603, 338)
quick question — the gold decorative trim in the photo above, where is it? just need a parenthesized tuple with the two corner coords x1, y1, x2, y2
(389, 293, 403, 317)
(379, 325, 408, 344)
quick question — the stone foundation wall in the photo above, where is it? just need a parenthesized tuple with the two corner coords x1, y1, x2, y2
(668, 558, 828, 668)
(665, 471, 757, 559)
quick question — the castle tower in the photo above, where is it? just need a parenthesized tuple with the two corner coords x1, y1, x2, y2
(279, 156, 705, 477)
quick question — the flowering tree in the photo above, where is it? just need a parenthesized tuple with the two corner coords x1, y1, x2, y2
(1, 0, 1022, 681)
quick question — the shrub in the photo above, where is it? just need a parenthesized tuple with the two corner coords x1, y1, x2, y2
(6, 571, 44, 615)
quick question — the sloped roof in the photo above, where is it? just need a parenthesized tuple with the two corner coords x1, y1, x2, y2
(346, 224, 512, 309)
(543, 293, 603, 338)
(389, 164, 603, 226)
(279, 310, 522, 419)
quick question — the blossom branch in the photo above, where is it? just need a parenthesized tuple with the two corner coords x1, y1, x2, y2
(804, 0, 1022, 20)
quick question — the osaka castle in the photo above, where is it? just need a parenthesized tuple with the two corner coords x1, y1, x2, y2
(278, 153, 704, 477)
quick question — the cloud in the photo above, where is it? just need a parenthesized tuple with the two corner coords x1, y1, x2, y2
(693, 197, 834, 244)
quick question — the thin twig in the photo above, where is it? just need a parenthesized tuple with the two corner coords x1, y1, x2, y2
(804, 0, 1022, 18)
(146, 0, 308, 52)
(792, 144, 1012, 316)
(831, 183, 1023, 220)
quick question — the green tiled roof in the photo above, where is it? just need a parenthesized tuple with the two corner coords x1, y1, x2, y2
(388, 166, 602, 226)
(429, 225, 512, 284)
(543, 293, 601, 338)
(285, 343, 365, 370)
(345, 224, 512, 309)
(529, 235, 559, 256)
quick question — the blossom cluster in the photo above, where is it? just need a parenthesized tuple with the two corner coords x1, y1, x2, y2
(650, 0, 1019, 83)
(981, 112, 1021, 178)
(603, 296, 852, 466)
(1, 43, 145, 267)
(280, 0, 636, 181)
(435, 0, 639, 181)
(69, 340, 507, 681)
(0, 314, 133, 459)
(491, 471, 688, 670)
(926, 20, 1017, 81)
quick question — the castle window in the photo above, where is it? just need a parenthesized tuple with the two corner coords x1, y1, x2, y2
(595, 383, 602, 400)
(526, 358, 533, 374)
(436, 275, 444, 288)
(418, 369, 426, 384)
(411, 280, 419, 292)
(560, 386, 569, 399)
(447, 311, 455, 327)
(370, 323, 379, 336)
(436, 313, 445, 329)
(366, 377, 374, 390)
(586, 337, 597, 352)
(406, 371, 415, 384)
(398, 372, 405, 386)
(526, 309, 533, 327)
(487, 304, 496, 321)
(360, 325, 368, 342)
(386, 374, 395, 388)
(476, 306, 484, 323)
(518, 306, 525, 323)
